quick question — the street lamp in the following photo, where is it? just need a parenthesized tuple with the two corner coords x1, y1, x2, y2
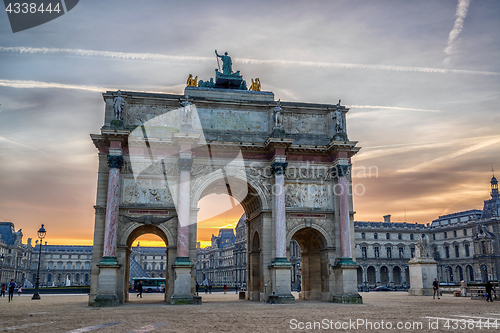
(0, 253, 4, 284)
(32, 224, 46, 300)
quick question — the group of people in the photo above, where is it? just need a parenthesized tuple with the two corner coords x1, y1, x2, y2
(433, 278, 496, 302)
(1, 279, 21, 302)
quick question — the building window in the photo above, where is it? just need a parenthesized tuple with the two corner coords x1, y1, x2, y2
(48, 262, 53, 270)
(398, 233, 402, 240)
(386, 233, 390, 240)
(68, 255, 71, 259)
(433, 234, 436, 240)
(482, 241, 487, 255)
(50, 254, 53, 259)
(58, 262, 62, 269)
(362, 247, 367, 259)
(455, 245, 459, 257)
(444, 232, 447, 239)
(374, 247, 379, 258)
(410, 248, 415, 258)
(386, 247, 392, 258)
(410, 234, 414, 241)
(76, 262, 81, 270)
(85, 262, 90, 270)
(374, 233, 378, 240)
(463, 229, 467, 236)
(465, 244, 470, 257)
(399, 247, 404, 258)
(445, 246, 450, 258)
(453, 230, 457, 238)
(361, 232, 365, 240)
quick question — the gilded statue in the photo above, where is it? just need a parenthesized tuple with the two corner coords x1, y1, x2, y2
(186, 74, 198, 87)
(249, 78, 261, 91)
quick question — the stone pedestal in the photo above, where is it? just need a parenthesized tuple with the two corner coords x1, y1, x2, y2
(192, 295, 202, 305)
(269, 259, 295, 304)
(93, 260, 121, 307)
(408, 257, 437, 296)
(170, 262, 194, 305)
(331, 260, 363, 304)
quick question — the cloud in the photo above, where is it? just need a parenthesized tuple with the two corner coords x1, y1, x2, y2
(347, 105, 440, 117)
(2, 45, 499, 77)
(354, 135, 500, 162)
(444, 0, 472, 65)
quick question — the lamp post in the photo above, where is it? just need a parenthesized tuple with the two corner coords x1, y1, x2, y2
(0, 253, 4, 284)
(32, 224, 46, 300)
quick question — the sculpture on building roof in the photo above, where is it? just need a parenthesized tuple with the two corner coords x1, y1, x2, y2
(113, 90, 125, 120)
(215, 50, 233, 75)
(186, 74, 198, 87)
(249, 78, 261, 91)
(273, 99, 283, 130)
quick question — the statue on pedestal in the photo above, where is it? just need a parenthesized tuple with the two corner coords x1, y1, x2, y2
(333, 100, 346, 135)
(180, 96, 193, 126)
(215, 50, 232, 75)
(113, 90, 125, 120)
(414, 235, 431, 259)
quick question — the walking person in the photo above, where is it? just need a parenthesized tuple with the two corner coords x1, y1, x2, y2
(8, 279, 15, 302)
(1, 284, 5, 297)
(136, 280, 143, 298)
(17, 286, 22, 296)
(204, 285, 208, 294)
(196, 282, 199, 296)
(486, 281, 495, 302)
(209, 284, 212, 294)
(433, 278, 440, 299)
(223, 284, 227, 294)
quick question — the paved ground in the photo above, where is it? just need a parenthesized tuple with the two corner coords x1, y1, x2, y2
(0, 292, 499, 332)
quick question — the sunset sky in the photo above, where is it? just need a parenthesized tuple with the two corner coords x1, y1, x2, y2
(0, 1, 499, 247)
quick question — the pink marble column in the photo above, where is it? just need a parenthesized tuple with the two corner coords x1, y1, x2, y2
(338, 165, 352, 259)
(103, 155, 123, 258)
(176, 158, 192, 259)
(272, 162, 288, 259)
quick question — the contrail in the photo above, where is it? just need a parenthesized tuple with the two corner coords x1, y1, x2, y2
(444, 0, 471, 65)
(347, 105, 440, 113)
(0, 78, 183, 93)
(1, 46, 499, 76)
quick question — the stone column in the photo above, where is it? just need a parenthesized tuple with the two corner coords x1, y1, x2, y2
(171, 157, 194, 305)
(94, 152, 123, 307)
(332, 164, 362, 303)
(268, 161, 294, 304)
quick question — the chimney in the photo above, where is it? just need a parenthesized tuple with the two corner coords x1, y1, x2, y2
(27, 238, 32, 246)
(383, 215, 391, 223)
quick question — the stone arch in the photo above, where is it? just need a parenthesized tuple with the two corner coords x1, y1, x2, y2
(466, 265, 474, 282)
(291, 227, 329, 300)
(122, 224, 170, 303)
(455, 265, 464, 282)
(286, 223, 334, 249)
(380, 266, 389, 285)
(367, 266, 376, 285)
(393, 266, 402, 285)
(249, 231, 262, 301)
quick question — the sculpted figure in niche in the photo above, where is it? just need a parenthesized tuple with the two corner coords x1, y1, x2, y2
(180, 96, 192, 126)
(113, 90, 125, 120)
(273, 99, 283, 129)
(333, 100, 345, 134)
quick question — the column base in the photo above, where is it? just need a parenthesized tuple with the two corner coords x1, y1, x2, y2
(408, 288, 434, 296)
(331, 294, 363, 304)
(170, 258, 194, 305)
(94, 257, 121, 307)
(331, 258, 363, 304)
(268, 258, 295, 304)
(93, 294, 120, 307)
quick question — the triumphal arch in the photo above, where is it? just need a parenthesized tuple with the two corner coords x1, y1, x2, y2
(89, 51, 362, 306)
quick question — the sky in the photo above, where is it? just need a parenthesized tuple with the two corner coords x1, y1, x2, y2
(0, 0, 499, 247)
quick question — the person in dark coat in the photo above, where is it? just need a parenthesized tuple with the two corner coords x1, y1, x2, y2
(432, 278, 440, 299)
(486, 281, 495, 302)
(8, 279, 15, 302)
(196, 282, 199, 295)
(209, 284, 212, 294)
(136, 281, 143, 298)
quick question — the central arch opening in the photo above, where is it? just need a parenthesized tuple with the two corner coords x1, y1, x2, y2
(124, 225, 169, 303)
(194, 174, 264, 301)
(291, 227, 328, 300)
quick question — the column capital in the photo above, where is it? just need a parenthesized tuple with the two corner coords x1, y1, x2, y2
(178, 158, 193, 171)
(333, 164, 351, 178)
(107, 155, 124, 169)
(271, 161, 288, 175)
